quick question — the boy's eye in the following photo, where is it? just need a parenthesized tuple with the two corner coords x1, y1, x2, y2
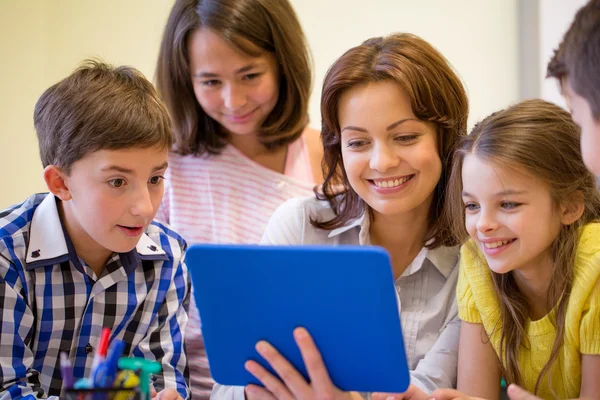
(108, 179, 125, 188)
(149, 176, 164, 185)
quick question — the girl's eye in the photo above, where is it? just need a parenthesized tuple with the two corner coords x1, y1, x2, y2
(243, 73, 261, 80)
(501, 202, 521, 210)
(108, 179, 125, 188)
(464, 202, 479, 212)
(201, 80, 220, 87)
(149, 176, 164, 185)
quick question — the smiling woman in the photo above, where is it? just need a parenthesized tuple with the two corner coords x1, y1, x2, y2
(211, 32, 469, 400)
(337, 81, 442, 240)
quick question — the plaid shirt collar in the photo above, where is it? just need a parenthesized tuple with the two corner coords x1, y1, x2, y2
(25, 194, 168, 272)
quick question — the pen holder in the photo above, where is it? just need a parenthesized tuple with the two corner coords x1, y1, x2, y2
(63, 387, 140, 400)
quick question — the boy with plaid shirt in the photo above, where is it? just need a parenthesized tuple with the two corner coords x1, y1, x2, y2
(0, 60, 190, 399)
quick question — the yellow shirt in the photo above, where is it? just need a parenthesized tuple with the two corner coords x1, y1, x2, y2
(458, 223, 600, 399)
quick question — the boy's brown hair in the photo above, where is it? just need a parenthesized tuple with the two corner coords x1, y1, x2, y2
(315, 33, 469, 249)
(155, 0, 312, 156)
(547, 0, 600, 119)
(34, 59, 172, 174)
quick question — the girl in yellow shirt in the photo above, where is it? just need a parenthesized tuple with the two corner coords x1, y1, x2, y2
(432, 99, 600, 400)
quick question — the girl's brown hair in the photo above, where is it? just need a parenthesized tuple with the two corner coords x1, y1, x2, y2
(156, 0, 312, 156)
(315, 33, 469, 249)
(446, 99, 600, 393)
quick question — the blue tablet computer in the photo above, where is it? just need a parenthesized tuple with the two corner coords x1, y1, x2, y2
(186, 244, 410, 393)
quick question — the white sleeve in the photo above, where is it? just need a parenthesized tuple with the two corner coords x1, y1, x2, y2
(260, 196, 311, 245)
(210, 384, 245, 400)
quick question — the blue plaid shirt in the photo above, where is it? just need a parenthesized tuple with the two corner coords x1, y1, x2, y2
(0, 193, 191, 399)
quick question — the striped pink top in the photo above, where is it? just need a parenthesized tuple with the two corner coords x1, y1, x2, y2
(156, 135, 315, 244)
(156, 135, 316, 399)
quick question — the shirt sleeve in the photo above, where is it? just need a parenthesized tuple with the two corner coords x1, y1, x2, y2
(210, 384, 246, 400)
(260, 197, 309, 245)
(457, 245, 483, 324)
(133, 242, 191, 399)
(580, 276, 600, 355)
(0, 255, 58, 400)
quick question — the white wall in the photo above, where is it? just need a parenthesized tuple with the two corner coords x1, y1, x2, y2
(0, 0, 175, 208)
(293, 0, 519, 131)
(538, 0, 588, 107)
(0, 1, 520, 208)
(0, 2, 51, 206)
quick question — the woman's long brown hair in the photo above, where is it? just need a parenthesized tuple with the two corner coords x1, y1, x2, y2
(315, 33, 469, 249)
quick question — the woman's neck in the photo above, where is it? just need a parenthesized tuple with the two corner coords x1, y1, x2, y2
(369, 198, 431, 280)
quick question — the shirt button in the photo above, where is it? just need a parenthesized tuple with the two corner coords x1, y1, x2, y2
(85, 343, 93, 354)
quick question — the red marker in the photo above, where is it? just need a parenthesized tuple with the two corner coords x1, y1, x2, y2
(88, 327, 111, 382)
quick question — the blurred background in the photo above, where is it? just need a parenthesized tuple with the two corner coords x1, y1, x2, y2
(0, 0, 587, 208)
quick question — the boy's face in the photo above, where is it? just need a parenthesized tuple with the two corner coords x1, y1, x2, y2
(58, 147, 168, 262)
(563, 80, 600, 175)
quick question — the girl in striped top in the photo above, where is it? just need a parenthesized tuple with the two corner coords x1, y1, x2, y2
(155, 0, 322, 398)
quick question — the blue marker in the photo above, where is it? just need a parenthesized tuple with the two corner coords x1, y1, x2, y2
(93, 339, 126, 388)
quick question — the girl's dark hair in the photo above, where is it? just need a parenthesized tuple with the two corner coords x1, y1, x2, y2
(155, 0, 312, 156)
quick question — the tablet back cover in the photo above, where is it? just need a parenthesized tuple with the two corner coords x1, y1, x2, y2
(187, 244, 410, 393)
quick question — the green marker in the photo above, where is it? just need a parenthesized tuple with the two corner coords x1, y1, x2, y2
(118, 357, 162, 400)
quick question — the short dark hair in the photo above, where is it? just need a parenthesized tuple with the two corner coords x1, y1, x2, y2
(547, 0, 600, 120)
(155, 0, 312, 156)
(315, 33, 469, 249)
(34, 59, 172, 174)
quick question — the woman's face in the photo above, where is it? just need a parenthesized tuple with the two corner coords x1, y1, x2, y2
(188, 28, 280, 138)
(338, 80, 442, 219)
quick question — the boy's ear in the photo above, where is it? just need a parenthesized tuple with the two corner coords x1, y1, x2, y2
(560, 191, 585, 226)
(43, 165, 72, 201)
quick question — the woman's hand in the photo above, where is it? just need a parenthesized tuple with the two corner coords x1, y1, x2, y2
(371, 384, 429, 400)
(244, 327, 360, 400)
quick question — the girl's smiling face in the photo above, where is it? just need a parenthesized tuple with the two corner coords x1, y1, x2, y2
(461, 154, 564, 275)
